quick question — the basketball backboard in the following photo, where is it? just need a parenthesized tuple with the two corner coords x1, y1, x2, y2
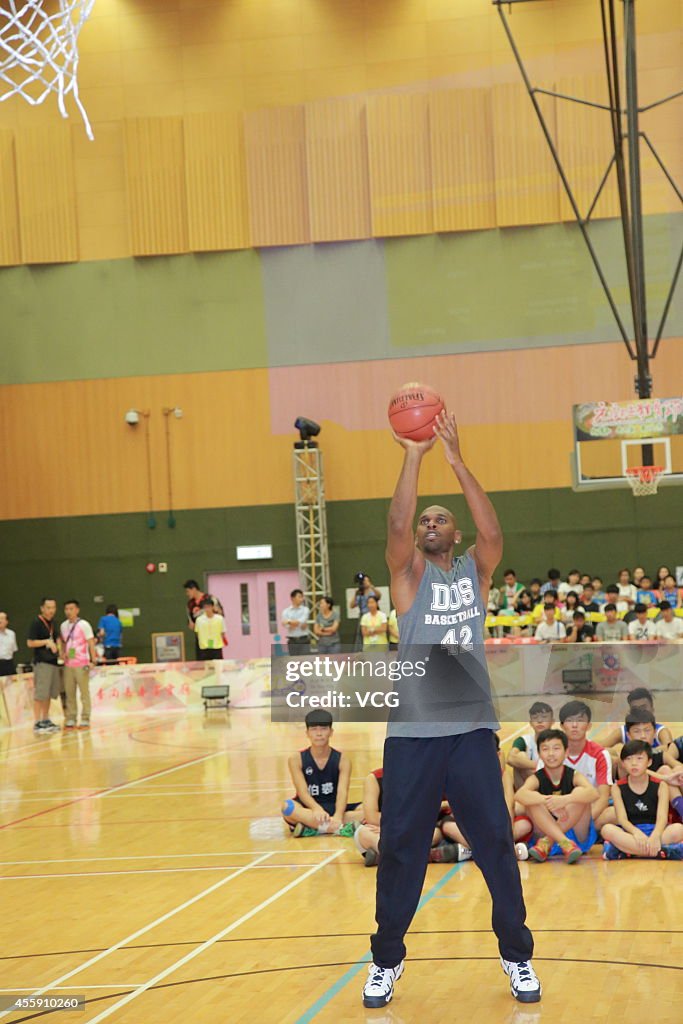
(571, 398, 683, 491)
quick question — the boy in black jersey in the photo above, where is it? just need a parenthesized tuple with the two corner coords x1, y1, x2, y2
(281, 710, 361, 836)
(516, 730, 598, 864)
(602, 740, 683, 859)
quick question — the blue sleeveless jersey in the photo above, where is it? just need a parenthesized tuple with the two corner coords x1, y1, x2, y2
(300, 747, 341, 814)
(387, 550, 499, 738)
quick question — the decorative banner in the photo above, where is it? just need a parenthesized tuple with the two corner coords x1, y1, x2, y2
(574, 397, 683, 440)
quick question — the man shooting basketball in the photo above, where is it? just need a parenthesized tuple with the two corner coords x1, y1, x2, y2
(363, 409, 540, 1008)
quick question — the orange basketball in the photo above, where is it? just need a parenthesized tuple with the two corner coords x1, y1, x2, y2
(388, 382, 445, 441)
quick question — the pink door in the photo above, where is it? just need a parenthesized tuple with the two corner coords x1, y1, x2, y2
(206, 569, 303, 659)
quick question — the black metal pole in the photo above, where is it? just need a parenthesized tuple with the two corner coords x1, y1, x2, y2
(623, 0, 651, 400)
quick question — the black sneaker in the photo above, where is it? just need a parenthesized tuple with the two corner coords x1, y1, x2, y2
(44, 720, 61, 733)
(362, 961, 404, 1008)
(34, 720, 48, 733)
(500, 958, 542, 1003)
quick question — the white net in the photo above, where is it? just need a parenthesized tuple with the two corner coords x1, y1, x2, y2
(625, 466, 664, 497)
(0, 1, 95, 138)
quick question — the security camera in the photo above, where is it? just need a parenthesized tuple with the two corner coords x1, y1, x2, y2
(125, 409, 140, 426)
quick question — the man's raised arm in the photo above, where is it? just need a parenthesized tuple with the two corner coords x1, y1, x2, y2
(434, 412, 503, 589)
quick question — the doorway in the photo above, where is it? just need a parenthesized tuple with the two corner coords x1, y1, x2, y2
(206, 569, 303, 659)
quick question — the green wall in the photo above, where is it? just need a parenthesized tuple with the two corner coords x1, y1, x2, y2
(2, 212, 681, 385)
(1, 487, 680, 663)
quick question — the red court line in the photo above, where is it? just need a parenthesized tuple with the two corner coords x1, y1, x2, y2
(0, 752, 219, 832)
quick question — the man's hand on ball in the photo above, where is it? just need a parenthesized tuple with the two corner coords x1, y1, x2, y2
(391, 428, 437, 453)
(434, 411, 463, 467)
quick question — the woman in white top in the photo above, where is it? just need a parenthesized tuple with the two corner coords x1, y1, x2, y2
(617, 568, 637, 609)
(0, 611, 18, 676)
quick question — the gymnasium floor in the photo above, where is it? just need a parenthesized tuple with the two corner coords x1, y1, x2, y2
(1, 709, 681, 1023)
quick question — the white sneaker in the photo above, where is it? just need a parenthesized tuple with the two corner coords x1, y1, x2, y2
(456, 843, 473, 861)
(500, 958, 541, 1003)
(362, 960, 405, 1008)
(515, 842, 530, 861)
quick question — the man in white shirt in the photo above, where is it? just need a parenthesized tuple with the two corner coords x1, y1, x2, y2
(654, 602, 683, 641)
(281, 589, 311, 654)
(534, 603, 567, 643)
(627, 604, 656, 641)
(0, 611, 18, 676)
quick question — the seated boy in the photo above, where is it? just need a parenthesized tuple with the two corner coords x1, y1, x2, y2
(516, 729, 598, 863)
(627, 603, 656, 641)
(507, 701, 554, 790)
(355, 769, 462, 866)
(602, 740, 683, 859)
(595, 687, 673, 754)
(558, 699, 614, 830)
(281, 709, 361, 836)
(615, 708, 678, 779)
(442, 734, 532, 861)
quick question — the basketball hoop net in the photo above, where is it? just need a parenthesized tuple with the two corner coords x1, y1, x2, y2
(625, 465, 664, 497)
(0, 1, 95, 139)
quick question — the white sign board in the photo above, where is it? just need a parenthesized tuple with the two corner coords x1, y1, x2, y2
(236, 545, 273, 560)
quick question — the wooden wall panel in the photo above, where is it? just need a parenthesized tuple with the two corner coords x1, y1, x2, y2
(15, 124, 78, 263)
(305, 97, 371, 242)
(556, 75, 620, 222)
(124, 117, 188, 256)
(244, 106, 310, 247)
(184, 112, 250, 251)
(638, 67, 683, 216)
(492, 83, 561, 227)
(0, 129, 20, 265)
(366, 93, 433, 237)
(429, 88, 496, 232)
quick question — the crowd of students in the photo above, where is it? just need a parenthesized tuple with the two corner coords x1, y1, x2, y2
(487, 565, 683, 642)
(283, 689, 683, 864)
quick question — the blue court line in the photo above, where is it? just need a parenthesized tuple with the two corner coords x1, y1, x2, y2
(293, 861, 465, 1023)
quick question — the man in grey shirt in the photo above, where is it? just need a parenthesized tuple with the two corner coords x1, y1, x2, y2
(596, 603, 628, 642)
(281, 589, 310, 654)
(363, 411, 539, 1010)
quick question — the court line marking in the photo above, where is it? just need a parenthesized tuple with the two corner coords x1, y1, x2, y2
(293, 861, 466, 1024)
(0, 750, 226, 831)
(82, 849, 344, 1024)
(0, 863, 336, 881)
(0, 849, 339, 866)
(0, 852, 273, 1021)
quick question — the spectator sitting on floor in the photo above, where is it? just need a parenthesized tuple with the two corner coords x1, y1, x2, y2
(615, 709, 679, 780)
(602, 741, 683, 860)
(596, 603, 628, 642)
(516, 729, 598, 864)
(507, 701, 555, 790)
(595, 687, 673, 756)
(281, 710, 360, 837)
(565, 610, 595, 643)
(628, 603, 656, 641)
(558, 699, 614, 832)
(653, 601, 683, 641)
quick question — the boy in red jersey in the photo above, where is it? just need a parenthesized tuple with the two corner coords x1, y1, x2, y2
(602, 741, 683, 859)
(516, 730, 597, 863)
(558, 700, 614, 831)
